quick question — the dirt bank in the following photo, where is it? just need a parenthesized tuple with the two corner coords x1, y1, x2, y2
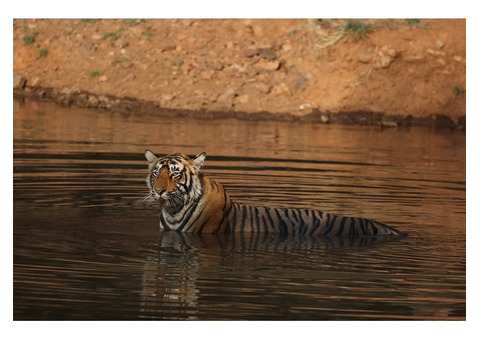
(13, 19, 466, 129)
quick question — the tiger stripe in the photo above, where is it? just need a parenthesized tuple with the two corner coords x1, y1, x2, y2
(145, 150, 407, 237)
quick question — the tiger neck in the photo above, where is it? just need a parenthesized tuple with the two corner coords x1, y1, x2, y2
(161, 175, 204, 216)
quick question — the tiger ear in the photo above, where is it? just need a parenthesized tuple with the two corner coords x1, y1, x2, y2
(191, 152, 206, 172)
(145, 149, 157, 163)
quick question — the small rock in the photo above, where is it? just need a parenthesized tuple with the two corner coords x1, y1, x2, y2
(123, 73, 136, 82)
(81, 42, 97, 57)
(243, 47, 258, 58)
(162, 93, 176, 102)
(436, 58, 447, 66)
(258, 48, 277, 59)
(60, 87, 72, 95)
(381, 120, 398, 128)
(453, 55, 463, 62)
(320, 114, 330, 124)
(223, 87, 237, 98)
(216, 87, 237, 108)
(180, 63, 191, 74)
(208, 93, 220, 103)
(115, 39, 129, 48)
(436, 39, 445, 48)
(98, 95, 109, 103)
(379, 55, 392, 68)
(161, 45, 176, 52)
(99, 75, 108, 82)
(217, 96, 233, 109)
(387, 48, 397, 58)
(271, 82, 291, 96)
(252, 25, 264, 38)
(255, 83, 272, 94)
(88, 95, 99, 106)
(256, 60, 281, 71)
(357, 53, 374, 63)
(30, 77, 40, 86)
(427, 48, 445, 57)
(231, 63, 247, 73)
(122, 61, 134, 69)
(13, 73, 26, 89)
(236, 94, 249, 104)
(299, 103, 312, 110)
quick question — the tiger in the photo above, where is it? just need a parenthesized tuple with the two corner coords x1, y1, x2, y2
(144, 150, 407, 237)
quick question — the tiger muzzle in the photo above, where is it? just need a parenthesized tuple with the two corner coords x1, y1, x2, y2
(155, 188, 166, 196)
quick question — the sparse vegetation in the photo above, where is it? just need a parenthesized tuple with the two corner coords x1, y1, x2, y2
(112, 56, 131, 66)
(343, 19, 373, 39)
(22, 27, 39, 45)
(38, 49, 48, 58)
(123, 19, 138, 26)
(173, 59, 185, 67)
(454, 86, 465, 96)
(90, 71, 101, 77)
(103, 31, 120, 40)
(406, 19, 421, 26)
(287, 28, 298, 38)
(80, 19, 98, 24)
(142, 31, 155, 38)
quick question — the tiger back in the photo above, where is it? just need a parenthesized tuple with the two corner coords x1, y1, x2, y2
(144, 150, 406, 237)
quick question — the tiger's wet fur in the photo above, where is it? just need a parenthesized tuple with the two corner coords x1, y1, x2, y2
(145, 150, 406, 237)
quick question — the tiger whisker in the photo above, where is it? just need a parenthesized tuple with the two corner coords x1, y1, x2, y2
(133, 193, 155, 206)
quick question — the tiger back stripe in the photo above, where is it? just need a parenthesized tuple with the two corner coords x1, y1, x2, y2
(274, 208, 288, 234)
(249, 205, 255, 233)
(323, 214, 335, 236)
(240, 205, 247, 232)
(264, 208, 276, 233)
(347, 218, 356, 237)
(253, 206, 260, 233)
(309, 214, 322, 236)
(358, 217, 366, 235)
(145, 150, 407, 237)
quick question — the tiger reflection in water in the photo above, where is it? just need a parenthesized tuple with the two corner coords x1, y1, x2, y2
(139, 231, 403, 320)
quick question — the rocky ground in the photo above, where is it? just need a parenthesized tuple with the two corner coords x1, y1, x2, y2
(13, 19, 466, 128)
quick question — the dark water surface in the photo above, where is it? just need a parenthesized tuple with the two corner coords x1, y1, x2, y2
(13, 100, 465, 320)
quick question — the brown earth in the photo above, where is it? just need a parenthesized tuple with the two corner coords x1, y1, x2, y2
(13, 19, 466, 128)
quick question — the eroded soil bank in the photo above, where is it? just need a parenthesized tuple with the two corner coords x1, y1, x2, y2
(13, 19, 466, 129)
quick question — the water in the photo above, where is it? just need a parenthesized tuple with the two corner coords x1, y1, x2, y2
(13, 99, 466, 320)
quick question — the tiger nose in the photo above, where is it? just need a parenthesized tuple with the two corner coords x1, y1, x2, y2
(155, 188, 165, 195)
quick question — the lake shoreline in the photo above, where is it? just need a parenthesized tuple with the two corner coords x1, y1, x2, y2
(14, 86, 466, 130)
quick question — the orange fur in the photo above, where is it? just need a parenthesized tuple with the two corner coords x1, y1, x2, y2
(144, 150, 407, 237)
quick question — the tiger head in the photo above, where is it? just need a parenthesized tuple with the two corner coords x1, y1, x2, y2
(145, 150, 206, 211)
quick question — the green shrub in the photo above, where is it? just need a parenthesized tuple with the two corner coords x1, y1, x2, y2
(22, 27, 39, 45)
(344, 19, 373, 39)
